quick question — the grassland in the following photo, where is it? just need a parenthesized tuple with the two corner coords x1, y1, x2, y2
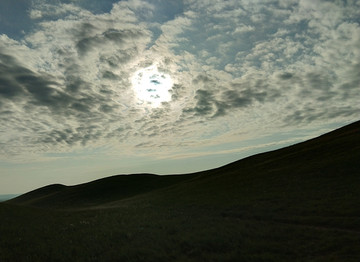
(1, 120, 359, 261)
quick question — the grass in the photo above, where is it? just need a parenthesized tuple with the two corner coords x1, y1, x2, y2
(1, 203, 359, 261)
(1, 120, 359, 261)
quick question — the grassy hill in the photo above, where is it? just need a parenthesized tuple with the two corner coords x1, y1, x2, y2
(8, 173, 195, 208)
(1, 120, 360, 261)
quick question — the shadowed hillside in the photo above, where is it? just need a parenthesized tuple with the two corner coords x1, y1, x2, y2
(9, 173, 195, 208)
(2, 120, 360, 262)
(10, 120, 360, 210)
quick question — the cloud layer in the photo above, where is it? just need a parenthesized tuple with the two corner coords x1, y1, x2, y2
(0, 0, 359, 161)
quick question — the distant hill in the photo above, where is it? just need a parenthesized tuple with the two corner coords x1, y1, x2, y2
(8, 173, 195, 208)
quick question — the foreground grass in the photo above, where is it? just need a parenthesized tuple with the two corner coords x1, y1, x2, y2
(1, 198, 359, 262)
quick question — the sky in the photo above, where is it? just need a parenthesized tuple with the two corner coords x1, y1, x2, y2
(0, 0, 359, 194)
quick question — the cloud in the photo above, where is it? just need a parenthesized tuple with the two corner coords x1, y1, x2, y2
(0, 54, 27, 99)
(75, 28, 148, 57)
(283, 106, 358, 126)
(0, 0, 359, 163)
(0, 2, 156, 156)
(184, 89, 215, 117)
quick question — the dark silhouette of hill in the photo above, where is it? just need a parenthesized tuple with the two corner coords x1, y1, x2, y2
(96, 120, 359, 217)
(9, 120, 360, 211)
(9, 173, 195, 208)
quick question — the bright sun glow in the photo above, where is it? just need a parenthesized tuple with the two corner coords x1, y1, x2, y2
(131, 65, 173, 107)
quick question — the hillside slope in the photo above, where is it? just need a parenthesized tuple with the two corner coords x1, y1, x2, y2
(169, 119, 360, 202)
(9, 173, 196, 208)
(9, 120, 360, 211)
(102, 120, 360, 219)
(2, 120, 360, 262)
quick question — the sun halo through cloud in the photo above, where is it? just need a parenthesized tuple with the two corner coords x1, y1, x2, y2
(131, 65, 174, 107)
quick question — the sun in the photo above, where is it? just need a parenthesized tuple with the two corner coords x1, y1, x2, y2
(131, 65, 173, 107)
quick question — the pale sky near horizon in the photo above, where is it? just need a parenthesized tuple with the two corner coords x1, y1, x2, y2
(0, 0, 359, 194)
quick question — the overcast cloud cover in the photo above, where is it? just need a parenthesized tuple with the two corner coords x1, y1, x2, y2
(0, 0, 359, 193)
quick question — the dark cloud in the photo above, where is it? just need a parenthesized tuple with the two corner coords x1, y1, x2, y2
(183, 78, 278, 119)
(102, 70, 120, 80)
(20, 76, 71, 111)
(135, 142, 153, 148)
(222, 90, 253, 108)
(0, 50, 124, 150)
(183, 88, 247, 118)
(192, 74, 211, 84)
(184, 89, 215, 116)
(39, 124, 103, 147)
(216, 86, 271, 117)
(0, 53, 57, 99)
(0, 54, 27, 99)
(0, 53, 74, 115)
(99, 49, 136, 67)
(0, 51, 118, 117)
(72, 22, 98, 40)
(283, 106, 358, 126)
(70, 101, 91, 113)
(76, 37, 98, 56)
(305, 72, 333, 91)
(98, 104, 114, 113)
(278, 72, 294, 80)
(75, 28, 147, 57)
(0, 75, 23, 99)
(65, 75, 89, 93)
